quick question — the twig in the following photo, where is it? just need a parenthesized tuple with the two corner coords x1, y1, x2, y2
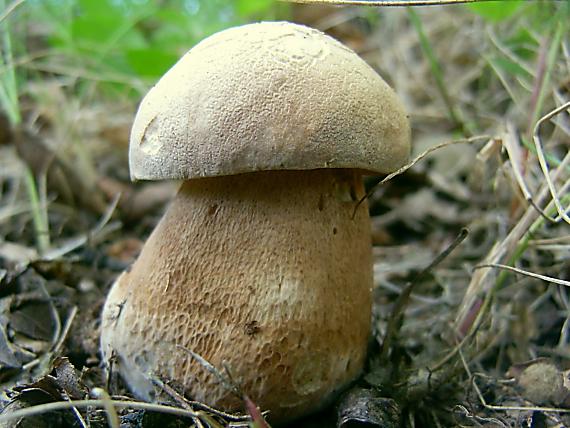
(151, 378, 193, 410)
(529, 235, 570, 245)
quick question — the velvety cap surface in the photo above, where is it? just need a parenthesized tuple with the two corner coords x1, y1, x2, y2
(130, 21, 411, 180)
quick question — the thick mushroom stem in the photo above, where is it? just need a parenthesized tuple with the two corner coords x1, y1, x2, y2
(100, 169, 372, 423)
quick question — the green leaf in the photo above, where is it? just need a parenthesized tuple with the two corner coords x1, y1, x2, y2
(125, 48, 179, 78)
(488, 56, 529, 78)
(77, 0, 120, 17)
(235, 0, 272, 16)
(71, 14, 124, 46)
(466, 1, 523, 23)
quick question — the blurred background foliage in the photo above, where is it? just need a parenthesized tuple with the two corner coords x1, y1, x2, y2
(1, 0, 567, 122)
(1, 0, 288, 117)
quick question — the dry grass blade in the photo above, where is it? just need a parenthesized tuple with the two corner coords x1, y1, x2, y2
(471, 374, 570, 415)
(503, 124, 569, 224)
(40, 276, 61, 350)
(503, 124, 532, 203)
(90, 388, 120, 428)
(177, 345, 242, 398)
(151, 378, 194, 410)
(150, 377, 253, 423)
(530, 235, 570, 243)
(51, 305, 77, 357)
(41, 193, 120, 261)
(474, 263, 570, 287)
(354, 135, 490, 216)
(175, 347, 271, 426)
(381, 228, 469, 358)
(64, 395, 88, 428)
(0, 399, 203, 424)
(455, 147, 569, 338)
(528, 24, 564, 139)
(459, 352, 570, 416)
(0, 0, 26, 24)
(281, 0, 510, 6)
(453, 405, 507, 428)
(17, 284, 74, 376)
(151, 378, 208, 427)
(532, 100, 570, 225)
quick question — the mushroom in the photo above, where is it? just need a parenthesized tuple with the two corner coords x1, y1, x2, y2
(100, 21, 410, 424)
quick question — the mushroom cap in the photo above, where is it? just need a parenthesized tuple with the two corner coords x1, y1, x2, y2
(130, 21, 411, 181)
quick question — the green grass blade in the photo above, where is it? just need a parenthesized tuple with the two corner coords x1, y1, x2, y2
(407, 7, 469, 134)
(0, 0, 21, 124)
(23, 166, 50, 255)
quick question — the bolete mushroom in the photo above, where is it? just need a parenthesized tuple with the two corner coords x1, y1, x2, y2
(100, 21, 410, 424)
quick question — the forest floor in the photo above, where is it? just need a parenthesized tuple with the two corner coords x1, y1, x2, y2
(0, 2, 569, 427)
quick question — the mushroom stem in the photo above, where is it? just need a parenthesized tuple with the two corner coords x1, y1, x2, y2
(101, 169, 372, 423)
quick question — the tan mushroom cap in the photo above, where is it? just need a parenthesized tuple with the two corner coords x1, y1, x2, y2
(130, 21, 410, 181)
